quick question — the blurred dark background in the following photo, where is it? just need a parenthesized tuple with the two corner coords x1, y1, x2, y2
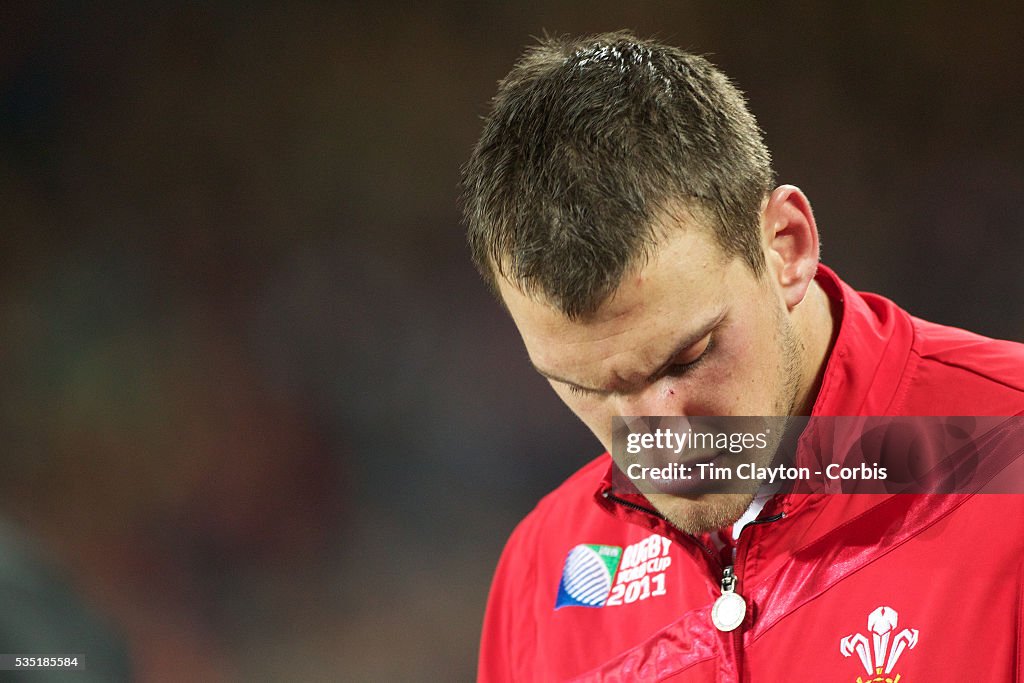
(0, 2, 1021, 680)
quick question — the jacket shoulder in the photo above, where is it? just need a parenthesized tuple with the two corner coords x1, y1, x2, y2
(900, 317, 1024, 413)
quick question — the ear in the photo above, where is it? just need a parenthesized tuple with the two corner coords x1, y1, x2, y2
(761, 185, 820, 310)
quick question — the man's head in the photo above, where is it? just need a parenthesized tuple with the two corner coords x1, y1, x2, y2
(462, 31, 774, 316)
(462, 33, 833, 534)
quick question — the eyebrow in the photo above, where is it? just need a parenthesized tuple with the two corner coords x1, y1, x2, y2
(531, 313, 723, 394)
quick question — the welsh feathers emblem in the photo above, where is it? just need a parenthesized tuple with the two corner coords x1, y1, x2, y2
(840, 606, 918, 683)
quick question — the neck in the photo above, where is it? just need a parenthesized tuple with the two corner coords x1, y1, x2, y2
(793, 278, 840, 416)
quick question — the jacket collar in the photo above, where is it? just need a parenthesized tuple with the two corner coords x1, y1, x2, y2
(809, 264, 915, 416)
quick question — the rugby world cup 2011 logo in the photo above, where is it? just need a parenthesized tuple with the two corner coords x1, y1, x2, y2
(555, 535, 672, 609)
(840, 606, 919, 683)
(555, 544, 623, 608)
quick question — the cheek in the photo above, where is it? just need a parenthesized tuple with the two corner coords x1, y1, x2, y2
(705, 323, 788, 412)
(668, 378, 729, 415)
(683, 337, 768, 413)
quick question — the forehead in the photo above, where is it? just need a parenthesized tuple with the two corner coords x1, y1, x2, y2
(497, 225, 733, 367)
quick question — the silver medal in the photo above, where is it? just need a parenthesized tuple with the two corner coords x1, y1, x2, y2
(712, 565, 746, 632)
(711, 591, 746, 632)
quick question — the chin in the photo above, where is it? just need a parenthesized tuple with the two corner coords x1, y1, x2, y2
(649, 492, 758, 535)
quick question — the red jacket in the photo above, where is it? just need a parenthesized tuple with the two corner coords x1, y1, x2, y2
(479, 266, 1024, 682)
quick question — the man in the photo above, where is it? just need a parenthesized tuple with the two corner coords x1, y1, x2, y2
(463, 32, 1024, 681)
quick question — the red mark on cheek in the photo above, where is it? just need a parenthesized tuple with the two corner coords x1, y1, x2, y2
(669, 389, 675, 396)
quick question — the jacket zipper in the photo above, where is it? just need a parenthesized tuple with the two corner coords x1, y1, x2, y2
(721, 513, 785, 680)
(727, 512, 786, 621)
(604, 491, 787, 680)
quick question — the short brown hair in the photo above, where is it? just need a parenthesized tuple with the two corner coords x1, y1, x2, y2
(462, 31, 775, 318)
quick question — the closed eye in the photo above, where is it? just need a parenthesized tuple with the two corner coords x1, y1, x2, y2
(566, 383, 594, 398)
(562, 334, 715, 398)
(663, 333, 714, 378)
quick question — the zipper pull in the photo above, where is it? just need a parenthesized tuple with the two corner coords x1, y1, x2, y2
(711, 565, 746, 632)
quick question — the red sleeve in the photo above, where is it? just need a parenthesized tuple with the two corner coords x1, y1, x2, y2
(478, 516, 540, 683)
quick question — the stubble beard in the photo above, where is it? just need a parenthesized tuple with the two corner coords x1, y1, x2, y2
(654, 310, 804, 536)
